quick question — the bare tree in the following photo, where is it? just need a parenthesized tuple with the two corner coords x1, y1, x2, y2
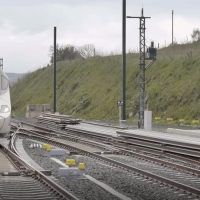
(191, 28, 200, 41)
(76, 44, 95, 59)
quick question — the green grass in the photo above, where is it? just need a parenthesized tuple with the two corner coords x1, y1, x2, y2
(10, 40, 200, 122)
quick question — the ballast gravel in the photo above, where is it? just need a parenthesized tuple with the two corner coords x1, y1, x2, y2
(22, 139, 193, 200)
(106, 156, 200, 189)
(139, 150, 200, 170)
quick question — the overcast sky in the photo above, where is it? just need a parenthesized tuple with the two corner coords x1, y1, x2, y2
(0, 0, 200, 73)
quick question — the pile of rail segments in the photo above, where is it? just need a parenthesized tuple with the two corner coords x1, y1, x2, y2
(37, 113, 82, 129)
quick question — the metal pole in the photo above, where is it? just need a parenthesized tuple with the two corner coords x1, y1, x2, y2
(172, 10, 174, 46)
(122, 0, 126, 120)
(119, 106, 122, 127)
(138, 8, 146, 128)
(54, 27, 57, 113)
(127, 8, 150, 129)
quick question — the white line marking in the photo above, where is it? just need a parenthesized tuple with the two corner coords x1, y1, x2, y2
(84, 174, 133, 200)
(50, 158, 69, 168)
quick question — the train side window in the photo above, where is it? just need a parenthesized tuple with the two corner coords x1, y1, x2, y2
(1, 75, 8, 90)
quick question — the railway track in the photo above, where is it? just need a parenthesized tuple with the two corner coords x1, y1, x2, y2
(19, 121, 117, 153)
(0, 129, 78, 200)
(19, 127, 200, 179)
(20, 120, 200, 167)
(0, 176, 57, 200)
(12, 116, 200, 197)
(15, 126, 200, 198)
(22, 118, 200, 162)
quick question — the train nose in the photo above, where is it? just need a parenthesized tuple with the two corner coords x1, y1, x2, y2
(0, 117, 5, 129)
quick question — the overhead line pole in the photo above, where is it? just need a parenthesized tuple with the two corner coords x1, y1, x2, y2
(54, 27, 57, 113)
(122, 0, 126, 120)
(127, 8, 151, 129)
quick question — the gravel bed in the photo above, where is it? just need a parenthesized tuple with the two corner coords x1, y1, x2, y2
(115, 145, 200, 171)
(137, 150, 200, 170)
(105, 156, 200, 189)
(22, 139, 191, 200)
(23, 139, 121, 200)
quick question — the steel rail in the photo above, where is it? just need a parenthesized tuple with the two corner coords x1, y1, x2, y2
(19, 120, 114, 143)
(20, 126, 200, 176)
(8, 131, 79, 200)
(0, 144, 29, 173)
(20, 121, 200, 164)
(38, 121, 200, 159)
(19, 130, 200, 196)
(112, 141, 200, 166)
(20, 121, 114, 140)
(30, 120, 200, 158)
(20, 127, 117, 152)
(115, 147, 200, 176)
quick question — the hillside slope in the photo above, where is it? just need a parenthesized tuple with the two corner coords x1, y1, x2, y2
(10, 41, 200, 121)
(6, 73, 24, 85)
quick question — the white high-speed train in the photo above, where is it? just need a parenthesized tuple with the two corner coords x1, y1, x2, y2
(0, 67, 11, 136)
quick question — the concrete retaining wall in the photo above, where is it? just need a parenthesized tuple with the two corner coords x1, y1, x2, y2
(26, 104, 51, 118)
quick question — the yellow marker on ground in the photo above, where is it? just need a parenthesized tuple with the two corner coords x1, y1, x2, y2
(66, 159, 76, 165)
(43, 144, 51, 149)
(192, 120, 199, 123)
(179, 119, 185, 122)
(46, 146, 52, 151)
(43, 143, 52, 151)
(155, 117, 161, 120)
(78, 163, 85, 169)
(167, 118, 173, 121)
(66, 159, 71, 165)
